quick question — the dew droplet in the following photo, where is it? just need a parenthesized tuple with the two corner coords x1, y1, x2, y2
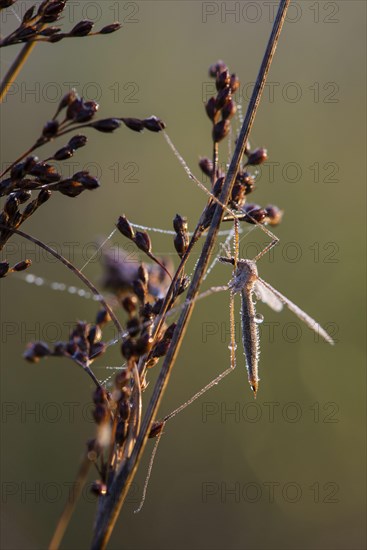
(254, 313, 264, 324)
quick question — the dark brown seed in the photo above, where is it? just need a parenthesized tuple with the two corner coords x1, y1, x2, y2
(4, 195, 19, 216)
(173, 214, 188, 234)
(208, 60, 227, 78)
(121, 339, 137, 360)
(91, 118, 121, 133)
(37, 189, 52, 205)
(0, 262, 10, 278)
(13, 259, 32, 272)
(134, 231, 151, 253)
(212, 119, 230, 143)
(121, 118, 144, 132)
(221, 98, 237, 120)
(215, 87, 231, 110)
(132, 280, 146, 303)
(136, 333, 153, 355)
(126, 318, 141, 337)
(96, 309, 111, 326)
(93, 403, 108, 424)
(205, 97, 218, 123)
(70, 20, 94, 37)
(246, 148, 268, 166)
(143, 116, 166, 132)
(22, 6, 35, 22)
(54, 146, 73, 161)
(216, 70, 230, 91)
(199, 157, 213, 178)
(122, 296, 138, 315)
(68, 134, 87, 149)
(116, 215, 135, 239)
(137, 264, 149, 284)
(264, 205, 283, 226)
(42, 120, 59, 138)
(229, 73, 240, 93)
(149, 421, 165, 438)
(100, 22, 122, 34)
(87, 325, 102, 345)
(93, 386, 107, 404)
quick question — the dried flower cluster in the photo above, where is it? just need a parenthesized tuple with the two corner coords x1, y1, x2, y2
(0, 0, 120, 47)
(17, 61, 285, 501)
(0, 89, 165, 251)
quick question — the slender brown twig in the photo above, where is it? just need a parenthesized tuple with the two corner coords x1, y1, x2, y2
(90, 2, 291, 548)
(0, 36, 44, 102)
(48, 453, 92, 550)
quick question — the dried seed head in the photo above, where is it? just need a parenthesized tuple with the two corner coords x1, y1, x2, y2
(93, 386, 108, 404)
(264, 205, 283, 226)
(134, 231, 152, 254)
(121, 339, 137, 360)
(22, 6, 35, 23)
(199, 157, 213, 178)
(143, 116, 166, 132)
(74, 100, 99, 123)
(96, 309, 111, 326)
(221, 98, 237, 120)
(13, 259, 32, 272)
(246, 148, 268, 166)
(93, 403, 108, 424)
(54, 146, 73, 161)
(205, 97, 218, 123)
(0, 1, 16, 8)
(136, 333, 153, 355)
(243, 204, 267, 224)
(122, 295, 138, 315)
(132, 279, 146, 303)
(118, 400, 130, 421)
(137, 264, 149, 285)
(121, 117, 144, 132)
(68, 134, 87, 149)
(23, 341, 51, 362)
(209, 60, 228, 78)
(37, 189, 52, 205)
(173, 214, 188, 234)
(149, 421, 165, 438)
(42, 120, 59, 138)
(0, 262, 10, 278)
(70, 20, 94, 37)
(215, 87, 231, 110)
(4, 195, 19, 216)
(91, 118, 121, 133)
(39, 0, 66, 23)
(212, 119, 230, 143)
(229, 73, 240, 93)
(216, 70, 230, 91)
(174, 274, 190, 297)
(88, 325, 102, 345)
(29, 162, 60, 183)
(126, 318, 141, 338)
(100, 22, 122, 34)
(116, 215, 135, 240)
(56, 90, 78, 114)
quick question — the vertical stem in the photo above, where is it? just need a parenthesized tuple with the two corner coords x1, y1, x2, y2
(0, 39, 42, 103)
(91, 1, 291, 547)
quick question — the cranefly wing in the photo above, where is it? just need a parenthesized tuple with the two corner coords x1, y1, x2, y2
(254, 279, 283, 312)
(257, 276, 334, 345)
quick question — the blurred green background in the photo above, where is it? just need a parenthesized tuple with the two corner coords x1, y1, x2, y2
(1, 1, 365, 549)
